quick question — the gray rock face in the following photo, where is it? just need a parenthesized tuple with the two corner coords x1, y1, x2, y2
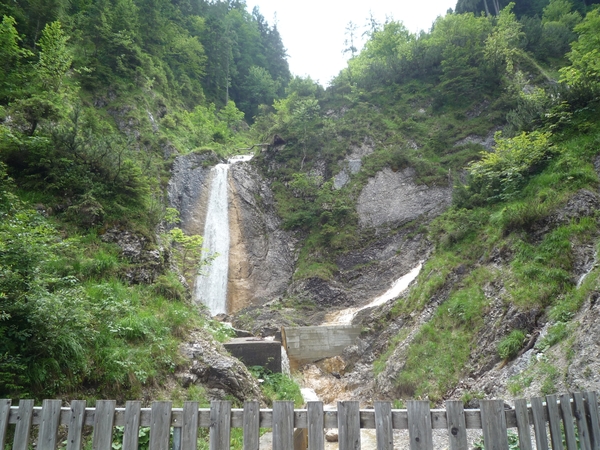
(167, 152, 218, 236)
(454, 127, 500, 150)
(101, 228, 164, 284)
(168, 152, 294, 310)
(228, 163, 295, 307)
(357, 168, 452, 229)
(177, 330, 265, 403)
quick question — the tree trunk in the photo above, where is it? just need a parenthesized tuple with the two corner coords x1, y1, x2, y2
(482, 0, 491, 16)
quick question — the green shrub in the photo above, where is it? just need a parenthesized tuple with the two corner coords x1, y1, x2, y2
(249, 366, 303, 407)
(498, 329, 526, 360)
(536, 322, 570, 351)
(467, 131, 555, 203)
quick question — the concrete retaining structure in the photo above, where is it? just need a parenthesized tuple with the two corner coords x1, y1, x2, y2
(282, 325, 362, 367)
(223, 337, 282, 373)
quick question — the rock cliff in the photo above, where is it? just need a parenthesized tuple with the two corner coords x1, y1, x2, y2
(167, 152, 295, 313)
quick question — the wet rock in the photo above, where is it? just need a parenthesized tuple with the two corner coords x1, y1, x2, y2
(177, 330, 265, 404)
(228, 163, 295, 308)
(167, 151, 219, 236)
(291, 278, 352, 308)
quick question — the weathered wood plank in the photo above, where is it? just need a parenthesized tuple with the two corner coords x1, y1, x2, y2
(546, 394, 564, 450)
(374, 402, 393, 450)
(209, 401, 231, 450)
(574, 392, 592, 450)
(122, 401, 141, 450)
(307, 402, 324, 450)
(38, 399, 62, 450)
(514, 398, 532, 450)
(273, 401, 294, 450)
(0, 399, 12, 450)
(92, 400, 116, 450)
(338, 401, 360, 450)
(66, 400, 86, 450)
(13, 399, 34, 450)
(242, 401, 259, 450)
(480, 400, 508, 450)
(530, 397, 549, 450)
(584, 391, 600, 450)
(150, 402, 172, 450)
(407, 400, 433, 450)
(181, 402, 199, 450)
(446, 400, 468, 450)
(560, 394, 578, 450)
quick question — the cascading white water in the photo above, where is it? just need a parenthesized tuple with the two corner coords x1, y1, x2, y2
(195, 164, 231, 315)
(194, 155, 254, 316)
(325, 262, 423, 325)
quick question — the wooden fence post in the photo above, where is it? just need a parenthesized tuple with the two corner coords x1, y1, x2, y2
(338, 401, 360, 450)
(530, 397, 549, 450)
(181, 401, 199, 450)
(446, 400, 468, 450)
(209, 401, 231, 450)
(122, 401, 142, 450)
(150, 401, 172, 450)
(514, 398, 533, 450)
(66, 400, 87, 450)
(374, 401, 393, 450)
(38, 399, 62, 450)
(242, 401, 259, 450)
(480, 400, 508, 450)
(272, 401, 294, 450)
(546, 395, 564, 450)
(573, 392, 592, 450)
(0, 400, 11, 450)
(583, 392, 600, 450)
(307, 401, 324, 450)
(92, 400, 116, 450)
(407, 400, 433, 450)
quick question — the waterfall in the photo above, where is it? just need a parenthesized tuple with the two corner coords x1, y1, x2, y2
(194, 155, 254, 316)
(195, 164, 231, 315)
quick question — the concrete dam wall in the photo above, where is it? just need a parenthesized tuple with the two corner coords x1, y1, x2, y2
(282, 325, 362, 367)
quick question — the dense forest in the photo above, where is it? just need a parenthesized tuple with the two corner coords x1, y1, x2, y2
(1, 0, 600, 417)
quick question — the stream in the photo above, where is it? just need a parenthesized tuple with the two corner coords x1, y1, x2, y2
(293, 263, 423, 449)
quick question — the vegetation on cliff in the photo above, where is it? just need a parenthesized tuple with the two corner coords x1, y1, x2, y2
(0, 0, 289, 400)
(252, 1, 600, 401)
(2, 0, 600, 407)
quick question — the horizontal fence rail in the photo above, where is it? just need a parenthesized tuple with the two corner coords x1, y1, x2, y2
(0, 392, 599, 450)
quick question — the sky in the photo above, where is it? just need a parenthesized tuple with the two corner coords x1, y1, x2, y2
(245, 0, 457, 86)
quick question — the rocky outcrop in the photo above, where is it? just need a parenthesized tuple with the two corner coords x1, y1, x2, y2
(167, 151, 219, 236)
(356, 168, 452, 230)
(177, 330, 265, 403)
(228, 162, 295, 308)
(100, 228, 165, 284)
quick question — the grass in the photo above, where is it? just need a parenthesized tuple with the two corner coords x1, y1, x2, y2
(393, 268, 493, 402)
(497, 330, 526, 360)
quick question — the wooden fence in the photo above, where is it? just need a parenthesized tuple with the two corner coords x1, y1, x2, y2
(1, 391, 599, 450)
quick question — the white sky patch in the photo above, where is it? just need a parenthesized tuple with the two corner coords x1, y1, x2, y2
(245, 0, 456, 85)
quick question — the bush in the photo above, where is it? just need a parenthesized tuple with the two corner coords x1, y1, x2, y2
(467, 131, 554, 203)
(498, 329, 526, 360)
(249, 366, 303, 407)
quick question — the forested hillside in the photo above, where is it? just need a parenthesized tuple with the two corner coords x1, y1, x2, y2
(2, 0, 600, 413)
(0, 0, 289, 401)
(247, 0, 600, 402)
